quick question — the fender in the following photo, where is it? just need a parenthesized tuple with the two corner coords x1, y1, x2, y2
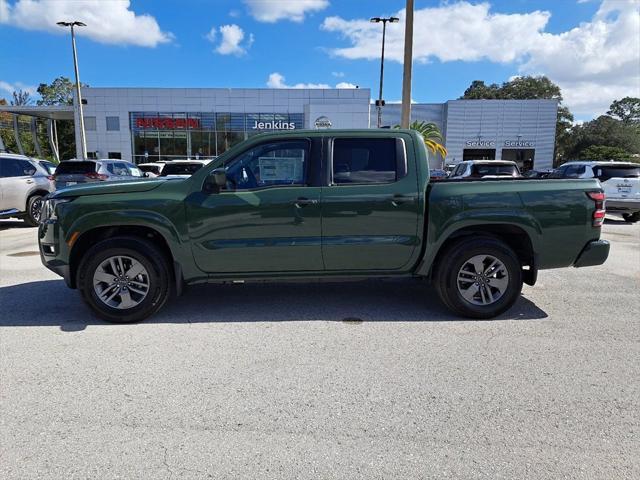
(65, 209, 198, 280)
(415, 209, 542, 277)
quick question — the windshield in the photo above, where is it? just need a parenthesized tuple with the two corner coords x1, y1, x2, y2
(139, 165, 160, 174)
(54, 161, 97, 175)
(160, 163, 203, 176)
(594, 165, 640, 181)
(470, 164, 519, 177)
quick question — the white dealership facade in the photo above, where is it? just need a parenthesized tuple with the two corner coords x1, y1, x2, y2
(1, 87, 558, 170)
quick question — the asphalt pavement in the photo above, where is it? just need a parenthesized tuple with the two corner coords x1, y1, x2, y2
(0, 218, 638, 479)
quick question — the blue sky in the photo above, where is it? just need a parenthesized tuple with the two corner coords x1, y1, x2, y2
(1, 0, 638, 120)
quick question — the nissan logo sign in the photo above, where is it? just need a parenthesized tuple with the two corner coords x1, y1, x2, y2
(314, 116, 332, 129)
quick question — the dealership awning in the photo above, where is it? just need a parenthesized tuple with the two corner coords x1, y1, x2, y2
(0, 105, 75, 120)
(0, 105, 75, 160)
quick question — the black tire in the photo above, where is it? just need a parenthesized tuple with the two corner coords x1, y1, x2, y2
(24, 194, 45, 226)
(622, 212, 640, 223)
(434, 236, 523, 319)
(77, 236, 171, 323)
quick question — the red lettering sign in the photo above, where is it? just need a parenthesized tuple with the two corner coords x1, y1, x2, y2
(135, 117, 200, 129)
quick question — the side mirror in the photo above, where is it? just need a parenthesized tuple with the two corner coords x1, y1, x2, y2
(204, 168, 227, 194)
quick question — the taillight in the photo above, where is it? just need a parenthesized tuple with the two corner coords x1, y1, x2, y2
(85, 172, 108, 180)
(587, 191, 606, 227)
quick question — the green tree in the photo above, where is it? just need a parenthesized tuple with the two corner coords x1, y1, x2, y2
(460, 75, 572, 165)
(607, 97, 640, 124)
(564, 114, 640, 160)
(578, 145, 633, 161)
(461, 80, 500, 99)
(11, 89, 32, 106)
(396, 120, 447, 158)
(36, 76, 88, 160)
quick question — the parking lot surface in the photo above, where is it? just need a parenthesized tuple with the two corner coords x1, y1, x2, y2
(1, 218, 638, 479)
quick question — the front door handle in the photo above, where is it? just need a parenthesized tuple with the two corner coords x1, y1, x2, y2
(294, 197, 318, 208)
(390, 194, 413, 207)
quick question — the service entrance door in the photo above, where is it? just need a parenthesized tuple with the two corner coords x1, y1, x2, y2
(463, 148, 496, 161)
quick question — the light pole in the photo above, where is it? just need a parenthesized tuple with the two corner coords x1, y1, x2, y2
(370, 16, 399, 128)
(400, 0, 414, 128)
(57, 20, 87, 160)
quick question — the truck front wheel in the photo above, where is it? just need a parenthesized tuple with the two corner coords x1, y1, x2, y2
(434, 237, 523, 319)
(77, 236, 171, 323)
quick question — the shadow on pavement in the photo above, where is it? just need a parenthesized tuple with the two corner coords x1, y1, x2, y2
(0, 220, 33, 231)
(0, 278, 548, 331)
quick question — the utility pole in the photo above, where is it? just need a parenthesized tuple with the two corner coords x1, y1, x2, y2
(57, 20, 87, 160)
(400, 0, 414, 128)
(370, 16, 399, 128)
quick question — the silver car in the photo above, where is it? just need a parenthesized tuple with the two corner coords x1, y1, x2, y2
(53, 159, 143, 188)
(0, 153, 55, 225)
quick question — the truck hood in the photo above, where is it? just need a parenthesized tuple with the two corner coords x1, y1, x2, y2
(50, 179, 167, 198)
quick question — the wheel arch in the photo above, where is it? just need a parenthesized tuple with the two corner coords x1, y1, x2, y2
(68, 225, 179, 291)
(420, 223, 538, 286)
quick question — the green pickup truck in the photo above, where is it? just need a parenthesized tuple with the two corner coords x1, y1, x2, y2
(38, 129, 609, 323)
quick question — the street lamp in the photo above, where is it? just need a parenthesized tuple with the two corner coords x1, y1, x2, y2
(57, 20, 87, 160)
(370, 16, 399, 128)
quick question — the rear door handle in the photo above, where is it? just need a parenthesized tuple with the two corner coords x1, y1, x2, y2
(390, 194, 413, 206)
(26, 179, 34, 184)
(294, 197, 318, 208)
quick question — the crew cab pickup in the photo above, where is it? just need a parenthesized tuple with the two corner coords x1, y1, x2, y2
(38, 130, 610, 323)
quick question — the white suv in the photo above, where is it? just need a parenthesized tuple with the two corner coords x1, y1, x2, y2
(448, 160, 522, 179)
(550, 161, 640, 223)
(0, 153, 55, 225)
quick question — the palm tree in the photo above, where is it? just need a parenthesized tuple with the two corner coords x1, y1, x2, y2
(395, 120, 447, 157)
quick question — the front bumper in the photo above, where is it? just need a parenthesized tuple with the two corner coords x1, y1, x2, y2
(38, 222, 74, 288)
(606, 199, 640, 213)
(574, 240, 610, 268)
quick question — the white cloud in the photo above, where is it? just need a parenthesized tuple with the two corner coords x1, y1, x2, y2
(320, 0, 640, 118)
(332, 71, 345, 78)
(244, 0, 328, 23)
(211, 24, 252, 56)
(0, 0, 9, 23)
(0, 0, 172, 47)
(266, 72, 357, 89)
(205, 26, 216, 43)
(0, 80, 37, 97)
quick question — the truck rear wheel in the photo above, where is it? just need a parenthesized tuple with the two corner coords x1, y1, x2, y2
(77, 236, 171, 323)
(434, 237, 523, 319)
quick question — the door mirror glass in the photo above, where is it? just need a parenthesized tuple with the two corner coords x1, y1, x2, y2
(204, 168, 227, 194)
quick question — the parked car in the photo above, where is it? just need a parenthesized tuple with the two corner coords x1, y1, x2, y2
(0, 153, 55, 225)
(523, 168, 554, 179)
(52, 159, 143, 188)
(448, 160, 522, 179)
(138, 162, 165, 178)
(550, 161, 640, 222)
(39, 129, 609, 323)
(159, 160, 211, 178)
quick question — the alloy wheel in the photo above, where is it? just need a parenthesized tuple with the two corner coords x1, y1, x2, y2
(92, 255, 150, 309)
(456, 254, 510, 306)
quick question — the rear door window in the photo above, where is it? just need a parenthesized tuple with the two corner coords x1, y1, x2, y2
(563, 165, 586, 178)
(332, 138, 398, 184)
(470, 164, 519, 177)
(107, 162, 131, 176)
(0, 158, 36, 177)
(161, 163, 205, 176)
(593, 165, 640, 181)
(55, 161, 97, 175)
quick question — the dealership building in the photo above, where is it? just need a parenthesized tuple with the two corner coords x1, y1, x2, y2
(0, 87, 558, 170)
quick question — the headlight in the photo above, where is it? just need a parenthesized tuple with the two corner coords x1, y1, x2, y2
(40, 198, 73, 223)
